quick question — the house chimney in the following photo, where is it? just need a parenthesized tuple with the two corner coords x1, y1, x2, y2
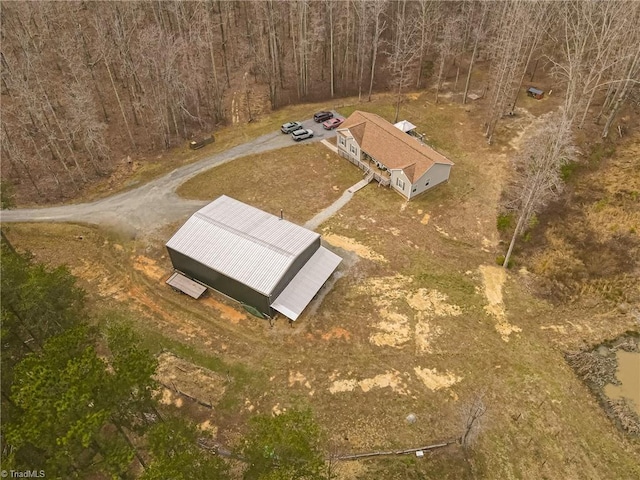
(280, 209, 283, 220)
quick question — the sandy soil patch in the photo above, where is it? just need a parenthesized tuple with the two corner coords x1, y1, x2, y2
(71, 259, 126, 299)
(288, 371, 312, 389)
(321, 327, 352, 341)
(357, 279, 458, 350)
(369, 310, 412, 348)
(323, 233, 387, 263)
(420, 213, 431, 225)
(154, 352, 227, 407)
(329, 379, 360, 394)
(158, 388, 184, 408)
(495, 322, 523, 341)
(329, 371, 409, 395)
(479, 265, 521, 341)
(199, 420, 218, 436)
(413, 366, 462, 391)
(201, 297, 247, 324)
(406, 288, 462, 316)
(133, 255, 166, 281)
(354, 274, 413, 308)
(415, 318, 443, 354)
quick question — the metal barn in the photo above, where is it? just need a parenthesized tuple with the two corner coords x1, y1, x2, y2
(165, 195, 341, 321)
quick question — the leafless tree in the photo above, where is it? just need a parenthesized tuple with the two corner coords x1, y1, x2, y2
(483, 0, 543, 143)
(367, 0, 388, 101)
(462, 1, 489, 104)
(460, 393, 487, 449)
(324, 0, 337, 97)
(502, 111, 576, 268)
(386, 11, 420, 123)
(434, 12, 463, 104)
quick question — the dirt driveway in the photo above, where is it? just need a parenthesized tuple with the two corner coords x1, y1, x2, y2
(0, 120, 333, 235)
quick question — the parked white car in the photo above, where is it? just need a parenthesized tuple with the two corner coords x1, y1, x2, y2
(291, 129, 314, 141)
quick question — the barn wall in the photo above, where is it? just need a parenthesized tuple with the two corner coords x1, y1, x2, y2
(270, 238, 320, 300)
(166, 247, 271, 315)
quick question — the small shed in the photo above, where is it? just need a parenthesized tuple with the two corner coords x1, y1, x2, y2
(165, 196, 342, 321)
(527, 87, 544, 99)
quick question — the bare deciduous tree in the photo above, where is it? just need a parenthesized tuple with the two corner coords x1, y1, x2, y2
(502, 111, 576, 268)
(460, 393, 487, 449)
(367, 0, 388, 101)
(386, 11, 420, 123)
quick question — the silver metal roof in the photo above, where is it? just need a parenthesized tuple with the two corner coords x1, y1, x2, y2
(270, 246, 342, 321)
(166, 272, 207, 299)
(165, 196, 320, 295)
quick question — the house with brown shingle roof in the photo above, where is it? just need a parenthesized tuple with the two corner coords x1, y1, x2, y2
(336, 111, 454, 200)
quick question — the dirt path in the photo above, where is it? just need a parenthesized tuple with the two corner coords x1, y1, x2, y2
(0, 119, 334, 235)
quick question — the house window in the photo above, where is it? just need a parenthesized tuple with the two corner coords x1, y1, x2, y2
(338, 135, 346, 147)
(350, 144, 357, 155)
(396, 178, 405, 190)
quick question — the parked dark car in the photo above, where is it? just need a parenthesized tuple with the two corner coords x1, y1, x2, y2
(322, 118, 344, 130)
(281, 121, 303, 133)
(291, 129, 314, 141)
(313, 111, 334, 122)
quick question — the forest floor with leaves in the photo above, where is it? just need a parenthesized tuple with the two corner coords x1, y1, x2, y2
(3, 91, 640, 479)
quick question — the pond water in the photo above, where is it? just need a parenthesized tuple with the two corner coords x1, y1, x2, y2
(604, 350, 640, 416)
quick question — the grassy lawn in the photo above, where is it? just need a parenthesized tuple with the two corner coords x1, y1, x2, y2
(4, 92, 639, 479)
(177, 142, 362, 225)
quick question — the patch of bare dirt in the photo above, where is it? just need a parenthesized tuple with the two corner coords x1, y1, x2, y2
(329, 371, 410, 395)
(201, 297, 248, 324)
(320, 327, 352, 341)
(415, 317, 443, 354)
(132, 255, 166, 281)
(407, 288, 462, 316)
(71, 259, 127, 299)
(356, 276, 461, 351)
(288, 371, 312, 390)
(369, 310, 412, 348)
(323, 233, 388, 263)
(155, 352, 227, 407)
(413, 366, 462, 391)
(479, 264, 522, 342)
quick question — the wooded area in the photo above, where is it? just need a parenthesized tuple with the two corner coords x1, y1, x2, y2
(1, 0, 638, 203)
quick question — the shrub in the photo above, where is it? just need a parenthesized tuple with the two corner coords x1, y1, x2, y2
(495, 255, 514, 268)
(497, 213, 513, 232)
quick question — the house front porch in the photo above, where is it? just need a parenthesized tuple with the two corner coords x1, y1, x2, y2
(337, 149, 391, 187)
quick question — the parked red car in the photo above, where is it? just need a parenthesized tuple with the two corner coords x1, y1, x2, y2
(322, 117, 344, 130)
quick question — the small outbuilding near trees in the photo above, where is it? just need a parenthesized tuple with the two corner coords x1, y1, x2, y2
(165, 195, 341, 321)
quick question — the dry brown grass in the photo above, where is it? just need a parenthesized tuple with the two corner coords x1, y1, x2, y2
(177, 142, 361, 224)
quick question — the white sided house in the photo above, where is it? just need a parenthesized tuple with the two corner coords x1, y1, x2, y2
(336, 111, 454, 200)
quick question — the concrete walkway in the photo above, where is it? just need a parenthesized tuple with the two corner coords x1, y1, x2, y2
(305, 176, 373, 231)
(321, 139, 339, 154)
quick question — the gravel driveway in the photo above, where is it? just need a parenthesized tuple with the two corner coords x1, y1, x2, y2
(1, 119, 336, 236)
